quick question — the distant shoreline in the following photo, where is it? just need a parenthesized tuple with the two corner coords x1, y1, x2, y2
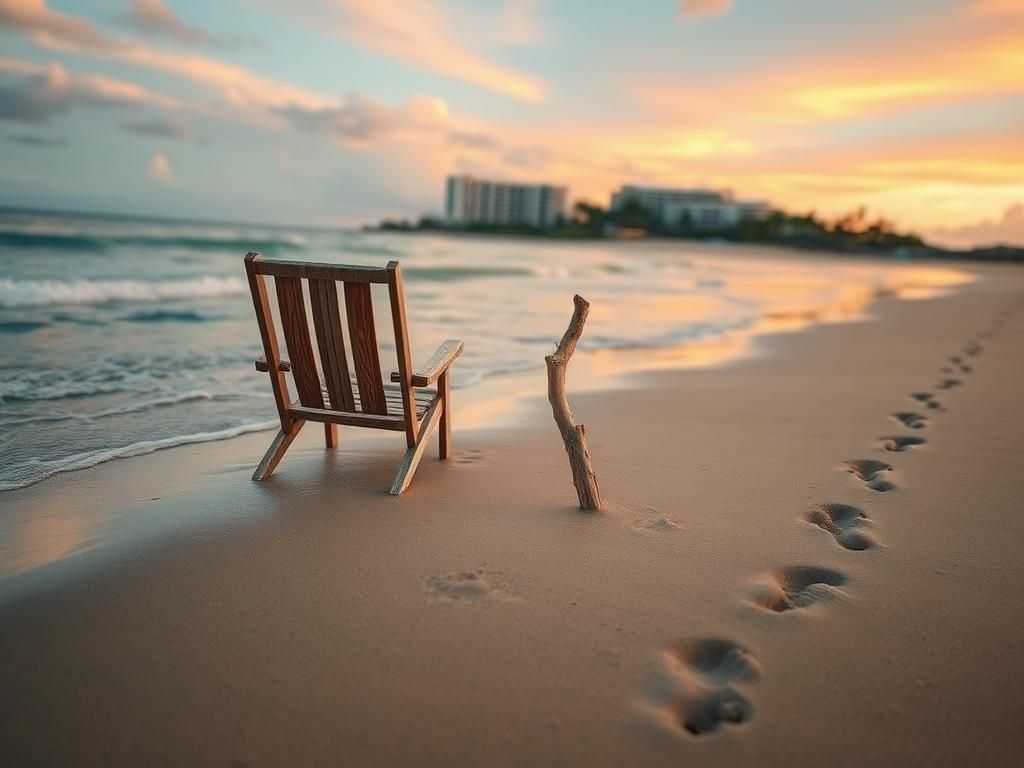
(365, 221, 1024, 263)
(1, 204, 1019, 262)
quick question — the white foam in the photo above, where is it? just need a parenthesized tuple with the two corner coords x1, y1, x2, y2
(0, 276, 247, 308)
(0, 420, 277, 491)
(0, 390, 222, 426)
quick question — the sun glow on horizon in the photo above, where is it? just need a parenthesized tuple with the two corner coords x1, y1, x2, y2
(0, 0, 1021, 245)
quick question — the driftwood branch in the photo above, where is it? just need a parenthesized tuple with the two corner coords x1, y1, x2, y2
(545, 294, 603, 511)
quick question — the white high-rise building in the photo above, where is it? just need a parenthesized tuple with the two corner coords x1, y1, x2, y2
(610, 185, 770, 231)
(445, 175, 567, 228)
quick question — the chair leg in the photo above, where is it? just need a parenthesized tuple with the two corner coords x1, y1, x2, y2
(438, 371, 451, 460)
(389, 399, 443, 495)
(252, 420, 304, 481)
(324, 423, 338, 449)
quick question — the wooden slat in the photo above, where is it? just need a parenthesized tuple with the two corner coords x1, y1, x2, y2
(274, 276, 324, 408)
(309, 278, 355, 411)
(244, 252, 292, 431)
(387, 262, 418, 447)
(290, 405, 405, 431)
(256, 260, 390, 283)
(344, 282, 388, 415)
(319, 382, 435, 416)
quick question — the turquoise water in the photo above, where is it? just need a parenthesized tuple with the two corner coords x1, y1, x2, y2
(0, 208, 968, 491)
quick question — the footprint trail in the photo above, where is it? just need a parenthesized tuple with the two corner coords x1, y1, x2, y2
(641, 638, 761, 737)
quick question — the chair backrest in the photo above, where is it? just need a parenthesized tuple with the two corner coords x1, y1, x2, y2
(244, 252, 418, 445)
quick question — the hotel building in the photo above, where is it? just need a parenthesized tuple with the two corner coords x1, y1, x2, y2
(445, 175, 568, 229)
(610, 185, 771, 231)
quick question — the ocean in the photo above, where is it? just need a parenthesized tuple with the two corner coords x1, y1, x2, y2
(0, 208, 969, 491)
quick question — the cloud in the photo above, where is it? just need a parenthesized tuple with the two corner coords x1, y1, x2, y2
(120, 0, 261, 48)
(929, 202, 1024, 247)
(0, 0, 114, 49)
(121, 114, 190, 139)
(448, 130, 500, 150)
(0, 60, 172, 122)
(0, 0, 330, 110)
(270, 0, 544, 102)
(122, 0, 214, 45)
(636, 30, 1024, 123)
(680, 0, 733, 19)
(276, 94, 450, 144)
(7, 132, 64, 147)
(147, 152, 172, 181)
(963, 0, 1024, 17)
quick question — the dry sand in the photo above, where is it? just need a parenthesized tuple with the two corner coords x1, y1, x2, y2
(1, 261, 1023, 767)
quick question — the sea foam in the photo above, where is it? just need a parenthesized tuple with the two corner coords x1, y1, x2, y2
(0, 276, 247, 308)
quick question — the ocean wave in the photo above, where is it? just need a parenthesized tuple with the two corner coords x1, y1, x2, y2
(402, 265, 536, 281)
(0, 230, 305, 255)
(0, 276, 247, 308)
(0, 390, 228, 426)
(0, 351, 256, 402)
(121, 309, 220, 323)
(0, 420, 277, 492)
(339, 241, 403, 257)
(0, 319, 49, 333)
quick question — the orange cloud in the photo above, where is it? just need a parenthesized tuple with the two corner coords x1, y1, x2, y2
(305, 0, 545, 103)
(635, 26, 1024, 125)
(929, 202, 1024, 247)
(147, 152, 172, 182)
(963, 0, 1024, 16)
(680, 0, 733, 19)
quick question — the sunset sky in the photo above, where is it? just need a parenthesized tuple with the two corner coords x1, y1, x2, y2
(1, 0, 1022, 246)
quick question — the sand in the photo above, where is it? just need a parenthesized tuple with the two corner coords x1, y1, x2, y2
(1, 260, 1023, 767)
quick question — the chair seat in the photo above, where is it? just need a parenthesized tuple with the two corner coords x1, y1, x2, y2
(320, 380, 438, 418)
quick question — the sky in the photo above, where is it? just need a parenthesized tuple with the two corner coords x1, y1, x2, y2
(0, 0, 1022, 247)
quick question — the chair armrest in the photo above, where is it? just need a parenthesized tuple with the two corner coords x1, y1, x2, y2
(390, 339, 463, 387)
(255, 355, 292, 373)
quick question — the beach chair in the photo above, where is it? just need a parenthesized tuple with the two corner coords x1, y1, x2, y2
(244, 252, 463, 494)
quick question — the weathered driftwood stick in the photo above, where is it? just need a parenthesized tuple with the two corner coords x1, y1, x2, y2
(545, 294, 603, 511)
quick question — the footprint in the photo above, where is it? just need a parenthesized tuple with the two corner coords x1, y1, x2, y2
(950, 356, 972, 374)
(964, 342, 982, 357)
(880, 435, 926, 452)
(750, 566, 848, 613)
(893, 411, 927, 429)
(641, 638, 761, 737)
(845, 459, 895, 491)
(425, 568, 512, 602)
(805, 503, 877, 550)
(911, 392, 943, 411)
(935, 378, 961, 390)
(453, 448, 485, 466)
(634, 516, 685, 533)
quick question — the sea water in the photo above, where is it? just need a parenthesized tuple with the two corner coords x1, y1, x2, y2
(0, 208, 969, 491)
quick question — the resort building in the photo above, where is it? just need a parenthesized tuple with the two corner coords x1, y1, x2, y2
(610, 185, 771, 231)
(445, 175, 568, 228)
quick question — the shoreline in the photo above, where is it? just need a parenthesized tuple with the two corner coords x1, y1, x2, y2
(0, 258, 998, 588)
(368, 224, 1024, 263)
(1, 260, 1022, 766)
(0, 242, 977, 494)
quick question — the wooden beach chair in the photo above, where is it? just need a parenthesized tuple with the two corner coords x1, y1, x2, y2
(244, 252, 463, 494)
